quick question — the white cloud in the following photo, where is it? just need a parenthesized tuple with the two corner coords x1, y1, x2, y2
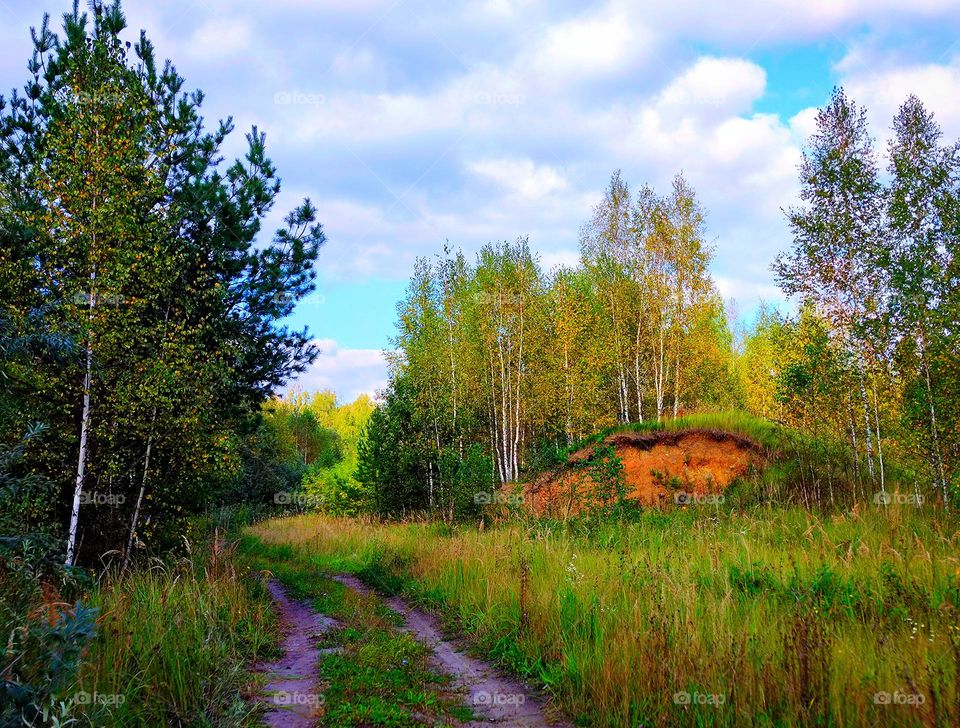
(837, 52, 960, 142)
(657, 57, 766, 117)
(467, 158, 568, 198)
(789, 107, 820, 141)
(637, 0, 960, 44)
(533, 11, 642, 79)
(540, 249, 581, 271)
(8, 0, 959, 369)
(184, 18, 254, 63)
(295, 339, 389, 402)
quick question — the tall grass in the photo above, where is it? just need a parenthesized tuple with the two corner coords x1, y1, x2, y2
(1, 530, 280, 727)
(248, 508, 960, 727)
(71, 538, 280, 726)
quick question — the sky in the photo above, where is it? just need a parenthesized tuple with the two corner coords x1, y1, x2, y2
(2, 0, 959, 402)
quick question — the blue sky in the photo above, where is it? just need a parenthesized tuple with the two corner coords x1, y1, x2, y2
(2, 0, 959, 401)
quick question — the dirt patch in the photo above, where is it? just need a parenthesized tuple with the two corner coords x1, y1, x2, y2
(524, 428, 765, 516)
(333, 574, 564, 727)
(254, 580, 339, 728)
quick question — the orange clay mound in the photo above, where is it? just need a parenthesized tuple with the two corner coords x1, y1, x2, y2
(523, 429, 766, 517)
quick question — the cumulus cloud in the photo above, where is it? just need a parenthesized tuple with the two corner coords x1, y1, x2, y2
(294, 339, 390, 402)
(5, 0, 960, 398)
(532, 10, 643, 79)
(837, 51, 960, 142)
(467, 158, 569, 198)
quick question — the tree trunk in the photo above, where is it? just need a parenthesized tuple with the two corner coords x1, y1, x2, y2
(921, 343, 948, 509)
(66, 270, 96, 567)
(122, 407, 156, 571)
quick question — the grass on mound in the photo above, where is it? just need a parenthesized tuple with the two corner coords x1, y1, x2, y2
(246, 508, 960, 727)
(548, 410, 921, 511)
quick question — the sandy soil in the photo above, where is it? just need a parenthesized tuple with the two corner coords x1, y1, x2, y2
(255, 580, 338, 728)
(524, 428, 765, 516)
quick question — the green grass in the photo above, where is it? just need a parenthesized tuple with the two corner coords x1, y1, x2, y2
(565, 410, 785, 453)
(71, 540, 280, 726)
(1, 529, 281, 727)
(551, 410, 922, 511)
(247, 507, 960, 727)
(237, 537, 474, 727)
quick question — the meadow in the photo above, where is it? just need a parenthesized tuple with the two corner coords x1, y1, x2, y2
(246, 506, 960, 727)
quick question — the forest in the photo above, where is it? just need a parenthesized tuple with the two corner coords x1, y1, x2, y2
(357, 88, 959, 519)
(1, 2, 958, 727)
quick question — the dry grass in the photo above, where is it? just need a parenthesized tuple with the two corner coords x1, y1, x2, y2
(248, 507, 960, 726)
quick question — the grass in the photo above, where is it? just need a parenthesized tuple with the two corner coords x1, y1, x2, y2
(246, 506, 960, 727)
(69, 536, 280, 726)
(237, 537, 474, 726)
(551, 410, 923, 512)
(1, 525, 281, 727)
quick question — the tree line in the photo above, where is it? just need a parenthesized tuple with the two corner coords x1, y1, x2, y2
(0, 3, 322, 565)
(742, 89, 959, 509)
(358, 174, 738, 517)
(359, 88, 959, 518)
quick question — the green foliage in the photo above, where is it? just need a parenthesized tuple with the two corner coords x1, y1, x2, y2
(756, 87, 960, 510)
(360, 174, 739, 517)
(260, 390, 376, 515)
(0, 1, 324, 563)
(572, 444, 631, 521)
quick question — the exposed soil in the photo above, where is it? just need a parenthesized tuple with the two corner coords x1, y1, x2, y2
(334, 574, 562, 727)
(524, 428, 766, 516)
(255, 580, 339, 728)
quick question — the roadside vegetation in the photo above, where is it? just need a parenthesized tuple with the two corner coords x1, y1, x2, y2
(238, 537, 474, 727)
(1, 1, 958, 727)
(2, 511, 280, 727)
(246, 508, 960, 727)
